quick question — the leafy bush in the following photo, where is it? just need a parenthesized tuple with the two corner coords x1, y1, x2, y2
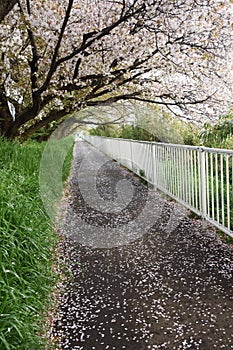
(199, 112, 233, 149)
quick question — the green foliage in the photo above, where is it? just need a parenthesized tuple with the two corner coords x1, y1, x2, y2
(119, 124, 159, 141)
(0, 137, 71, 349)
(181, 125, 199, 146)
(199, 112, 233, 149)
(39, 135, 74, 220)
(139, 169, 146, 178)
(89, 124, 119, 138)
(216, 230, 233, 245)
(62, 141, 74, 183)
(89, 105, 199, 145)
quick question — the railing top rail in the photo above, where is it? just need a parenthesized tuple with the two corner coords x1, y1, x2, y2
(84, 133, 233, 237)
(85, 135, 233, 154)
(200, 146, 233, 155)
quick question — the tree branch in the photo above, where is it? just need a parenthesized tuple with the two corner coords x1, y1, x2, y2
(0, 0, 17, 22)
(35, 0, 74, 96)
(20, 108, 68, 138)
(17, 0, 40, 92)
(35, 2, 145, 96)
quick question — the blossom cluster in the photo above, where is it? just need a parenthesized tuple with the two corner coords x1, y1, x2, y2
(0, 0, 232, 135)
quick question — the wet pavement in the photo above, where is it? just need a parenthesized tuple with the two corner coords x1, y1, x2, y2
(51, 141, 233, 350)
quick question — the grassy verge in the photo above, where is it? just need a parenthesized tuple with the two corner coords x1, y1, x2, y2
(0, 137, 73, 349)
(62, 140, 74, 184)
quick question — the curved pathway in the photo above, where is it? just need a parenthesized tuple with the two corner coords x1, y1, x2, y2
(51, 141, 232, 350)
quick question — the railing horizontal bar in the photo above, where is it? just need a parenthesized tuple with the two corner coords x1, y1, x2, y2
(88, 136, 233, 154)
(83, 135, 233, 238)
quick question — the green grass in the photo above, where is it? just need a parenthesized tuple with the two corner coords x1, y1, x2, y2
(0, 137, 73, 349)
(216, 230, 233, 245)
(62, 140, 74, 184)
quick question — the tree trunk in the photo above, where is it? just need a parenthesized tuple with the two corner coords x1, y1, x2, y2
(19, 109, 68, 139)
(0, 87, 14, 137)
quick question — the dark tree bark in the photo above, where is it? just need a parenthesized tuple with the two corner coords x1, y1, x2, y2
(0, 0, 17, 22)
(20, 109, 68, 139)
(0, 0, 231, 140)
(0, 86, 14, 135)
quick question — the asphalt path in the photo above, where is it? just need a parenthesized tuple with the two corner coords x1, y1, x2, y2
(51, 140, 233, 350)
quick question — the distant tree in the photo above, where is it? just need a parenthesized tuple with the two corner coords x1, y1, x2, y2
(90, 103, 199, 145)
(0, 0, 232, 139)
(200, 112, 233, 148)
(90, 124, 119, 138)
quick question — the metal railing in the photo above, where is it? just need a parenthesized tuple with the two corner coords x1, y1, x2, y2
(83, 135, 233, 238)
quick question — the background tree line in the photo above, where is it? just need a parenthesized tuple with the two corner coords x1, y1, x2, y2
(90, 109, 233, 149)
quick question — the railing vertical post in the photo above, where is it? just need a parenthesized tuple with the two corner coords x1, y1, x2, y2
(130, 140, 133, 172)
(199, 147, 207, 217)
(82, 135, 232, 238)
(151, 143, 157, 190)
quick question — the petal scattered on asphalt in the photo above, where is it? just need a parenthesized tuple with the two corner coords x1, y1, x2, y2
(49, 141, 232, 350)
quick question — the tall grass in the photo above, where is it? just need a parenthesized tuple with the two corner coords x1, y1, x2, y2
(0, 137, 73, 349)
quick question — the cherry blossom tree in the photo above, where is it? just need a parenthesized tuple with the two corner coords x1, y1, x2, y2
(0, 0, 232, 139)
(0, 0, 18, 22)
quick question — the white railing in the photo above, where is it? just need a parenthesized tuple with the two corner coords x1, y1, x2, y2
(83, 135, 233, 238)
